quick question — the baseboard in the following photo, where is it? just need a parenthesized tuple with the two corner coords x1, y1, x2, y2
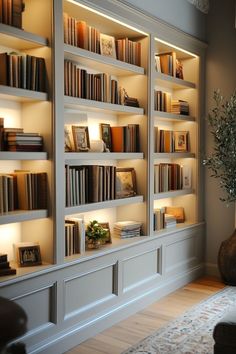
(29, 264, 205, 354)
(205, 262, 220, 278)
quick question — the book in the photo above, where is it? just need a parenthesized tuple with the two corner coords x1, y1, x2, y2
(0, 253, 8, 263)
(12, 0, 24, 28)
(111, 126, 125, 152)
(0, 267, 16, 276)
(165, 206, 185, 223)
(0, 53, 8, 85)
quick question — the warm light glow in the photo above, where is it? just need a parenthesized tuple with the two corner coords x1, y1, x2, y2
(67, 0, 148, 36)
(155, 38, 198, 58)
(0, 224, 21, 260)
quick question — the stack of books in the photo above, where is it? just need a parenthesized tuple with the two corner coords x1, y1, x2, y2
(6, 132, 43, 152)
(0, 254, 16, 276)
(113, 221, 142, 239)
(171, 100, 189, 115)
(65, 217, 85, 256)
(164, 214, 177, 228)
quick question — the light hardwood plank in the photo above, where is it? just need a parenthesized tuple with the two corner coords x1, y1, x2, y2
(65, 276, 224, 354)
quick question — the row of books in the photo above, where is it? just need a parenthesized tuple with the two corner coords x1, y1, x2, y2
(0, 0, 24, 28)
(113, 220, 142, 239)
(155, 127, 190, 153)
(0, 120, 43, 151)
(64, 61, 119, 104)
(155, 52, 184, 79)
(65, 165, 117, 207)
(154, 163, 191, 193)
(104, 124, 140, 153)
(153, 206, 185, 231)
(65, 217, 85, 256)
(154, 90, 189, 115)
(63, 15, 141, 67)
(0, 171, 47, 213)
(0, 52, 46, 92)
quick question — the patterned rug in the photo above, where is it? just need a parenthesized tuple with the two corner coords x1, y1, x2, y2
(122, 286, 236, 354)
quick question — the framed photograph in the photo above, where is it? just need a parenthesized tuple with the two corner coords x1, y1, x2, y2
(116, 167, 137, 198)
(18, 245, 42, 267)
(64, 125, 74, 152)
(182, 165, 191, 189)
(100, 33, 116, 59)
(72, 126, 90, 152)
(99, 222, 112, 243)
(100, 123, 111, 151)
(174, 131, 188, 152)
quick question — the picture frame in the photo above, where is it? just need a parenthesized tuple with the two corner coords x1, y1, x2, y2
(116, 167, 137, 198)
(72, 125, 90, 152)
(100, 33, 116, 59)
(99, 222, 112, 243)
(64, 125, 74, 152)
(100, 123, 111, 151)
(18, 245, 42, 267)
(174, 131, 188, 152)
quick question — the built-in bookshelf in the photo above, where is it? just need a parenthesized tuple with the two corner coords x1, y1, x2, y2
(0, 0, 53, 277)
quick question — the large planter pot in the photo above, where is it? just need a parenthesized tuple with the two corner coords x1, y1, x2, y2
(218, 229, 236, 285)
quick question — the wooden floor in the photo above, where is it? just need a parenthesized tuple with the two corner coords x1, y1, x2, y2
(65, 276, 225, 354)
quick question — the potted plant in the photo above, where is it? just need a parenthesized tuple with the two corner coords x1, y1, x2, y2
(204, 89, 236, 284)
(85, 220, 108, 249)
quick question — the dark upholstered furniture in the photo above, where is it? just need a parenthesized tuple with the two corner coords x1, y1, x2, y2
(213, 308, 236, 354)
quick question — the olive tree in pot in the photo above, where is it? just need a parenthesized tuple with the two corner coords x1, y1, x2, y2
(204, 90, 236, 284)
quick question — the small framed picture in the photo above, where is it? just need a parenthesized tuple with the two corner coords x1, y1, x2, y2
(116, 167, 137, 198)
(72, 126, 90, 152)
(182, 165, 192, 189)
(18, 245, 42, 267)
(100, 33, 116, 59)
(99, 222, 112, 243)
(64, 125, 74, 152)
(100, 123, 111, 151)
(174, 131, 188, 152)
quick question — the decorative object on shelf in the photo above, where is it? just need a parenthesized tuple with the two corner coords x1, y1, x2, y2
(0, 253, 16, 276)
(85, 220, 109, 249)
(100, 33, 116, 59)
(64, 125, 74, 152)
(90, 140, 105, 152)
(116, 167, 137, 198)
(113, 220, 142, 239)
(98, 222, 112, 244)
(72, 125, 90, 152)
(176, 59, 184, 79)
(173, 131, 189, 152)
(100, 123, 112, 151)
(120, 88, 139, 108)
(15, 244, 42, 267)
(165, 206, 185, 223)
(182, 165, 192, 189)
(204, 90, 236, 284)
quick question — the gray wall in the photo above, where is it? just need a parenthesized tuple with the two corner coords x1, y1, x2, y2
(205, 0, 236, 274)
(119, 0, 207, 41)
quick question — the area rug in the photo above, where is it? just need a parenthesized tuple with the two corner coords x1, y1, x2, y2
(122, 286, 236, 354)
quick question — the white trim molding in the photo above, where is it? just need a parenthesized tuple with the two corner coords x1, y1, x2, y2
(187, 0, 209, 13)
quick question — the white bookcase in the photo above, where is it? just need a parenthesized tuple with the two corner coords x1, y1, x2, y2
(0, 1, 206, 353)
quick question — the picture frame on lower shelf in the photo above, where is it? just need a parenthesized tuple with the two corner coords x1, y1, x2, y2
(100, 123, 111, 151)
(72, 126, 90, 152)
(99, 222, 112, 243)
(174, 131, 188, 152)
(18, 245, 42, 267)
(116, 167, 137, 198)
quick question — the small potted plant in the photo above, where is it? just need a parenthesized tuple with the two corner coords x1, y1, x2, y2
(85, 220, 108, 249)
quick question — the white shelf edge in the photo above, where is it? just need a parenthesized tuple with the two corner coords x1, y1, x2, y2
(0, 209, 48, 225)
(65, 195, 144, 215)
(154, 111, 196, 122)
(64, 44, 144, 76)
(154, 152, 195, 159)
(65, 152, 144, 161)
(0, 23, 48, 47)
(154, 189, 194, 199)
(152, 221, 202, 236)
(0, 85, 48, 102)
(0, 151, 48, 160)
(154, 71, 196, 89)
(64, 96, 144, 115)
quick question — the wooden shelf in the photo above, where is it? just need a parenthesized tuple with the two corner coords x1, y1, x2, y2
(64, 45, 145, 76)
(153, 221, 200, 236)
(0, 152, 48, 160)
(65, 195, 144, 215)
(0, 210, 48, 225)
(65, 152, 144, 162)
(154, 152, 195, 159)
(0, 23, 48, 49)
(154, 110, 196, 122)
(154, 189, 194, 200)
(154, 72, 196, 89)
(0, 85, 48, 102)
(64, 96, 144, 115)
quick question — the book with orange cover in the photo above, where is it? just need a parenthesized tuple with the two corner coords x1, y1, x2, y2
(77, 21, 88, 50)
(111, 126, 125, 152)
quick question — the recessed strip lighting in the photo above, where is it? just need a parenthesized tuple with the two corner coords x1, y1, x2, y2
(67, 0, 148, 36)
(155, 37, 198, 58)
